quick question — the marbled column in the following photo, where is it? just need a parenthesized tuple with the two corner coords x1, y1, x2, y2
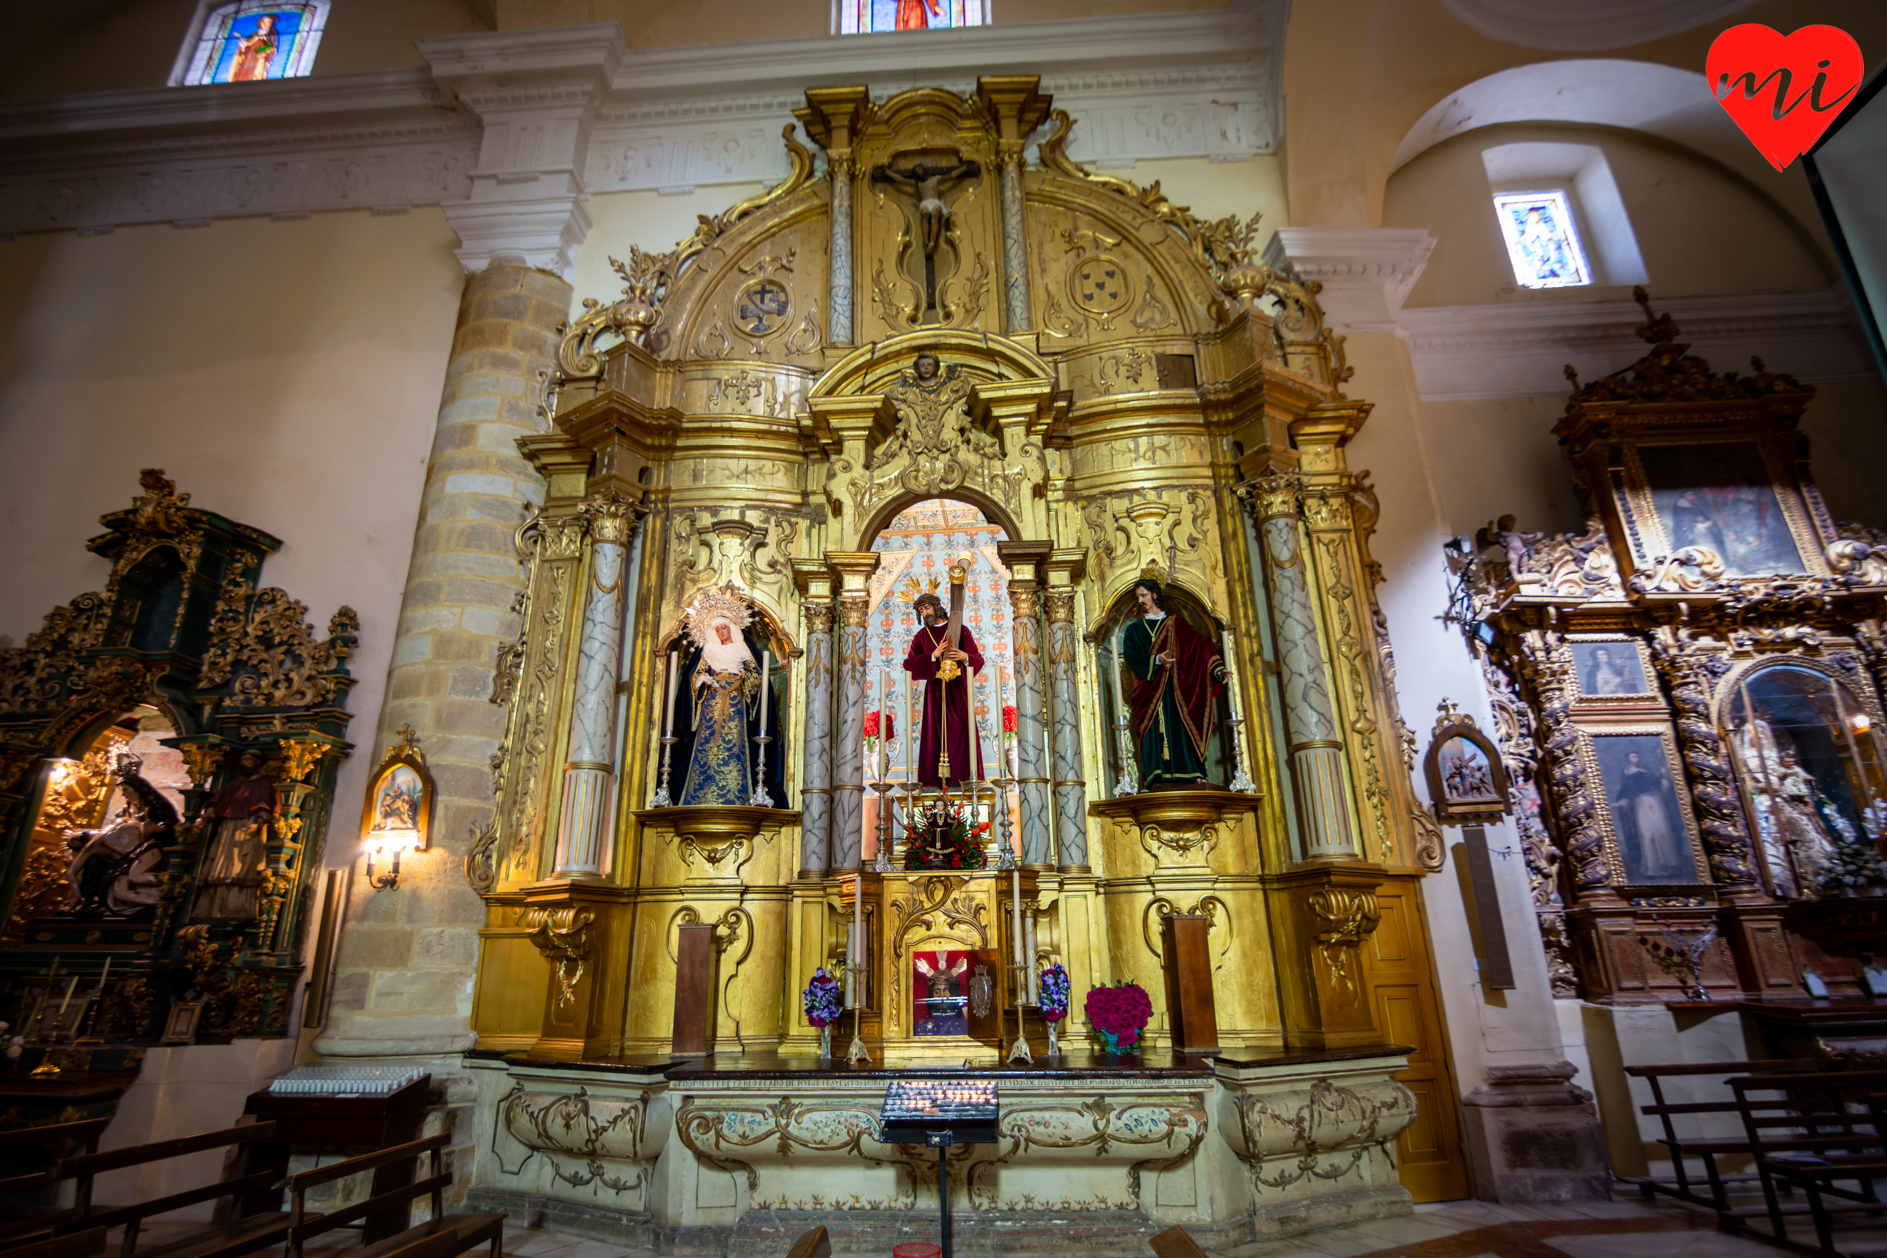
(828, 158, 855, 346)
(1011, 586, 1053, 865)
(553, 499, 637, 878)
(998, 152, 1030, 333)
(832, 593, 871, 868)
(799, 602, 836, 877)
(1043, 591, 1088, 870)
(1245, 475, 1357, 860)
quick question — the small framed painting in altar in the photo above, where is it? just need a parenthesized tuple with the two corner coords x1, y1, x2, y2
(1614, 440, 1826, 580)
(1567, 638, 1654, 702)
(1580, 725, 1707, 884)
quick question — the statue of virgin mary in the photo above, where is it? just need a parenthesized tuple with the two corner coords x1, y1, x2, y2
(671, 586, 785, 807)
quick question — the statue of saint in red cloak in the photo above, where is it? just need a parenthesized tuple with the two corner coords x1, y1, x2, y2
(1122, 579, 1227, 788)
(903, 592, 984, 788)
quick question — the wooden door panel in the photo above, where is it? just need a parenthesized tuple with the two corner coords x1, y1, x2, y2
(1361, 876, 1471, 1202)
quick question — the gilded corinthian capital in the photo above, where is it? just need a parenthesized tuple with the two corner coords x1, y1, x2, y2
(1043, 591, 1076, 624)
(1242, 473, 1304, 523)
(579, 493, 641, 545)
(804, 602, 835, 635)
(838, 593, 871, 630)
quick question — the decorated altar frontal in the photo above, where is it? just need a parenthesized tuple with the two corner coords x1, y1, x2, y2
(464, 1045, 1416, 1256)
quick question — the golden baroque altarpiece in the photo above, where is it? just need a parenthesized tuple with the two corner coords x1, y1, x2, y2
(0, 470, 357, 1053)
(1448, 292, 1887, 1005)
(461, 79, 1449, 1240)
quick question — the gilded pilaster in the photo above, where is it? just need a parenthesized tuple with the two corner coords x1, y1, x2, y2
(1000, 542, 1054, 866)
(552, 495, 641, 879)
(975, 78, 1048, 334)
(1240, 473, 1358, 861)
(796, 87, 873, 348)
(794, 559, 837, 877)
(1044, 549, 1090, 872)
(827, 552, 880, 870)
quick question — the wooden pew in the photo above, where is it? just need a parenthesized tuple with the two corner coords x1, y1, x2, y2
(1727, 1067, 1887, 1254)
(282, 1134, 502, 1258)
(58, 1122, 287, 1258)
(1623, 1057, 1819, 1211)
(0, 1120, 116, 1252)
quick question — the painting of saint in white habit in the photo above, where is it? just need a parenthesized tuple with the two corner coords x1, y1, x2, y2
(1595, 734, 1696, 883)
(1571, 642, 1647, 697)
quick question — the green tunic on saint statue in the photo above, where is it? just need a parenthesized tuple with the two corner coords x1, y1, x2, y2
(1120, 611, 1226, 786)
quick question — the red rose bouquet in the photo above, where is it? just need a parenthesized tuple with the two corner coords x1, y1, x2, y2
(1084, 980, 1152, 1053)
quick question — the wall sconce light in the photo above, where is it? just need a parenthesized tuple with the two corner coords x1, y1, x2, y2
(1851, 712, 1874, 734)
(359, 726, 434, 893)
(365, 829, 418, 891)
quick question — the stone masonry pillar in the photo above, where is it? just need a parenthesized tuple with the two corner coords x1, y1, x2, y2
(316, 258, 571, 1057)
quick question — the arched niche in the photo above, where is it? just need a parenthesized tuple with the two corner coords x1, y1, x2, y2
(1088, 576, 1237, 796)
(653, 592, 792, 809)
(1715, 658, 1886, 899)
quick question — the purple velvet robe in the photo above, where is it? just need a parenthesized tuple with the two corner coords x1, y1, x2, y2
(903, 623, 985, 788)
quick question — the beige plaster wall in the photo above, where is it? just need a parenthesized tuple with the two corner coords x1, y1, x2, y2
(1388, 124, 1833, 310)
(0, 206, 465, 911)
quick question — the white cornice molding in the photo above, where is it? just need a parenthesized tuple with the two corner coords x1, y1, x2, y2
(1262, 227, 1439, 334)
(1402, 287, 1876, 402)
(0, 9, 1281, 263)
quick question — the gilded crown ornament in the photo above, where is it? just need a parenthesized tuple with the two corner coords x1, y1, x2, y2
(682, 583, 754, 650)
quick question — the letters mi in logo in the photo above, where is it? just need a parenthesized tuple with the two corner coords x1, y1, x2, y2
(1707, 24, 1864, 171)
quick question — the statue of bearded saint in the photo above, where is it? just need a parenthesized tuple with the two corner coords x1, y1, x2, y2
(914, 954, 969, 1036)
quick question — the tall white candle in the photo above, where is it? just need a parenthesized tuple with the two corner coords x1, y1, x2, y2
(57, 976, 76, 1017)
(1107, 637, 1128, 727)
(878, 668, 890, 781)
(758, 649, 771, 726)
(661, 652, 678, 737)
(1220, 630, 1240, 716)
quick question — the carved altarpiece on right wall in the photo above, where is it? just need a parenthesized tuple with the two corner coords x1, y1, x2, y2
(1450, 293, 1887, 1001)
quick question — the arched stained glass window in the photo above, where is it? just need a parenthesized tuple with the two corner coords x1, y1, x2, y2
(171, 0, 329, 86)
(837, 0, 989, 35)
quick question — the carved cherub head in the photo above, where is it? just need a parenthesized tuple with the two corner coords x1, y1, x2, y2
(912, 352, 940, 382)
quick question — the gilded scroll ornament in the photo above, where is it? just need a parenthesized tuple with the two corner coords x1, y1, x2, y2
(559, 124, 814, 379)
(198, 574, 359, 710)
(521, 905, 595, 1010)
(1307, 889, 1381, 1001)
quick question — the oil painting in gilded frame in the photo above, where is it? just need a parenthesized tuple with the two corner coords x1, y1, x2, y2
(1567, 637, 1654, 702)
(1578, 724, 1706, 885)
(359, 727, 434, 852)
(1615, 439, 1825, 580)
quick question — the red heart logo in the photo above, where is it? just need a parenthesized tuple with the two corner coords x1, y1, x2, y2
(1707, 24, 1864, 171)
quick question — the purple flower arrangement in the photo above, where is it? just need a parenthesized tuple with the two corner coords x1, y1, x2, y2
(1038, 964, 1071, 1023)
(1084, 980, 1152, 1053)
(802, 967, 843, 1028)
